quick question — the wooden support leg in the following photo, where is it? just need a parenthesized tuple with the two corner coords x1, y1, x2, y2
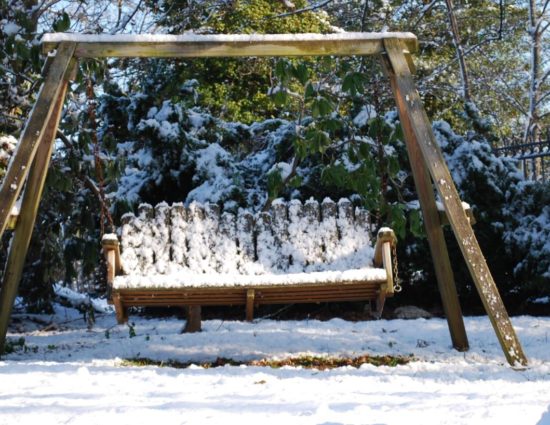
(0, 54, 76, 355)
(246, 289, 255, 322)
(183, 306, 202, 333)
(383, 39, 527, 367)
(112, 294, 128, 324)
(381, 47, 469, 353)
(374, 289, 386, 319)
(0, 43, 76, 240)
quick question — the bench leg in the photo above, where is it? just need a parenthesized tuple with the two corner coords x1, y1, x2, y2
(113, 294, 128, 324)
(183, 306, 202, 333)
(246, 289, 255, 322)
(373, 290, 386, 320)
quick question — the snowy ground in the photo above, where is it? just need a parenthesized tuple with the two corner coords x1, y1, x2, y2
(1, 303, 549, 425)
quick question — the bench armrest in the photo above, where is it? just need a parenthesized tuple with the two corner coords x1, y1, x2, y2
(373, 227, 397, 295)
(101, 234, 123, 288)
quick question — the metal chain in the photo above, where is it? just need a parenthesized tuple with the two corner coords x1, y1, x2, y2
(392, 243, 402, 293)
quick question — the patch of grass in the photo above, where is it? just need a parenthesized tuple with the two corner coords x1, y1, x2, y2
(121, 354, 414, 370)
(1, 337, 39, 355)
(1, 337, 26, 355)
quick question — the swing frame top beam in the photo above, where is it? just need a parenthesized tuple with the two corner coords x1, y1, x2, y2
(0, 31, 528, 368)
(42, 32, 419, 58)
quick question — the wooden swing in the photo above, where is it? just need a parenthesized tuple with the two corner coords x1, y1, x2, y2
(0, 32, 527, 366)
(102, 199, 399, 331)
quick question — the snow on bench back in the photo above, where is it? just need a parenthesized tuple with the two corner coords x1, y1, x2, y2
(119, 198, 375, 277)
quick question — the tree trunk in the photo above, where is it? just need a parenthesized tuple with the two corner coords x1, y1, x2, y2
(524, 0, 543, 143)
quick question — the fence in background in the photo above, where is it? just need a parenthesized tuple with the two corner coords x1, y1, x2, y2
(493, 130, 550, 183)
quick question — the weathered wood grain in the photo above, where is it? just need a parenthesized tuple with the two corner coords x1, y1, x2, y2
(0, 43, 76, 241)
(42, 33, 418, 58)
(384, 38, 526, 367)
(381, 45, 469, 353)
(0, 60, 74, 354)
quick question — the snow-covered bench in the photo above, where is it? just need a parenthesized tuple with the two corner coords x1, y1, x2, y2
(102, 198, 397, 332)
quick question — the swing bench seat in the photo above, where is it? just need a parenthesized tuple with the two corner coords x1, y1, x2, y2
(102, 198, 397, 332)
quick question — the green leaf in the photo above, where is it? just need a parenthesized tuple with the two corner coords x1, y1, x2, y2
(389, 204, 407, 239)
(305, 128, 330, 154)
(267, 169, 284, 199)
(272, 89, 288, 106)
(291, 63, 309, 86)
(388, 156, 400, 176)
(319, 117, 342, 132)
(342, 72, 367, 97)
(321, 164, 348, 187)
(304, 82, 316, 100)
(275, 60, 291, 83)
(289, 175, 303, 188)
(409, 209, 425, 238)
(358, 142, 371, 159)
(53, 12, 71, 32)
(311, 97, 333, 118)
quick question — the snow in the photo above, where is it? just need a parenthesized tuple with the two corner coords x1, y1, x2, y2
(1, 21, 21, 36)
(113, 267, 387, 289)
(114, 198, 380, 288)
(42, 31, 417, 44)
(2, 306, 550, 424)
(186, 144, 236, 204)
(352, 104, 377, 127)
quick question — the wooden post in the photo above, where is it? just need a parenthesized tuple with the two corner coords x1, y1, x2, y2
(112, 293, 128, 324)
(381, 49, 469, 352)
(184, 306, 202, 333)
(246, 289, 255, 322)
(0, 54, 76, 354)
(383, 38, 527, 366)
(0, 43, 76, 241)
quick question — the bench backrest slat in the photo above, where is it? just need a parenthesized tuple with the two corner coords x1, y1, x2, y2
(120, 198, 375, 276)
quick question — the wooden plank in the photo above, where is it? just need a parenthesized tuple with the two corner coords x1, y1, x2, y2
(438, 205, 476, 226)
(0, 42, 76, 241)
(381, 46, 469, 353)
(42, 33, 418, 58)
(383, 38, 527, 367)
(0, 59, 75, 354)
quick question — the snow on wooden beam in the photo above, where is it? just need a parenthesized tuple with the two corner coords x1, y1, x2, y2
(41, 32, 418, 58)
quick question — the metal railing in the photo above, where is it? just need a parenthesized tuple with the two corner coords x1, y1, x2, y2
(493, 131, 550, 183)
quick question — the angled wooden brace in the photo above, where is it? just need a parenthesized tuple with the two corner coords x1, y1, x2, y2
(0, 43, 77, 355)
(380, 41, 469, 353)
(382, 38, 527, 367)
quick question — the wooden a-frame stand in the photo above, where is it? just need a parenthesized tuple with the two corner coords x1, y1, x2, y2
(0, 32, 527, 366)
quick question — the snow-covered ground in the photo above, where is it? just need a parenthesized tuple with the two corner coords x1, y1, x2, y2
(1, 303, 549, 425)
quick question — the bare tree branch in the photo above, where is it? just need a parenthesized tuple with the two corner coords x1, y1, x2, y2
(272, 0, 335, 18)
